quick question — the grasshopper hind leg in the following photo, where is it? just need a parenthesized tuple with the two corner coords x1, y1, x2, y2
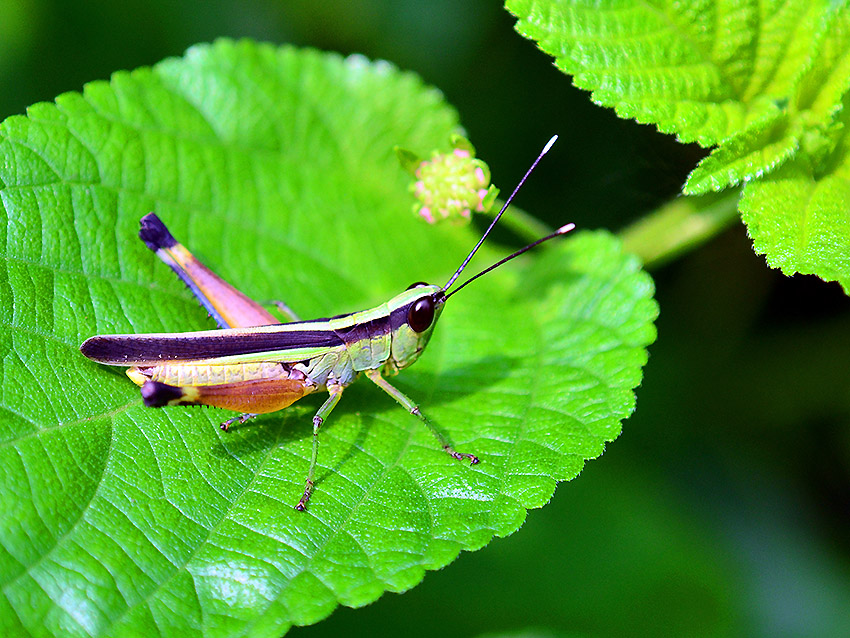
(138, 213, 287, 329)
(138, 377, 311, 432)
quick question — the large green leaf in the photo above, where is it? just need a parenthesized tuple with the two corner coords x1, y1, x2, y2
(506, 0, 827, 147)
(684, 2, 850, 195)
(737, 9, 850, 292)
(506, 0, 847, 190)
(508, 0, 850, 292)
(0, 40, 657, 637)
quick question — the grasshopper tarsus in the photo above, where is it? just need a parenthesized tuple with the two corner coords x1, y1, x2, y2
(296, 479, 314, 511)
(220, 412, 257, 432)
(443, 445, 480, 465)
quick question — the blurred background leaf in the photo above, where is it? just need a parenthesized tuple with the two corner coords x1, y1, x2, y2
(1, 1, 849, 637)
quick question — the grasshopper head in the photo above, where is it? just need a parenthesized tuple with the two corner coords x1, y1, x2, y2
(385, 282, 446, 372)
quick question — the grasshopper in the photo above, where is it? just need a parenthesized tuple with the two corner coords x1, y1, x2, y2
(80, 136, 572, 510)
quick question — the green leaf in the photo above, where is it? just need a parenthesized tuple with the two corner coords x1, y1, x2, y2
(735, 5, 850, 292)
(795, 2, 850, 124)
(684, 3, 850, 194)
(506, 0, 827, 146)
(507, 0, 850, 291)
(734, 3, 850, 290)
(683, 112, 800, 194)
(0, 40, 657, 637)
(740, 123, 850, 292)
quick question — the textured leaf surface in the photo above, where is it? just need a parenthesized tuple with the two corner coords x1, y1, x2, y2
(507, 0, 850, 292)
(685, 3, 850, 194)
(740, 112, 850, 292)
(683, 113, 800, 194)
(0, 40, 657, 637)
(506, 0, 827, 146)
(738, 9, 850, 292)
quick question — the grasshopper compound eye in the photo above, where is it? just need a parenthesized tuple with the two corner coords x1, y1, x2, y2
(408, 296, 435, 333)
(406, 281, 429, 290)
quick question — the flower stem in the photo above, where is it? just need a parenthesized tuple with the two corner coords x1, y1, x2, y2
(487, 189, 741, 269)
(619, 189, 741, 269)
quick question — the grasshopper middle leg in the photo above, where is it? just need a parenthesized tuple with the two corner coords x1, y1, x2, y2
(296, 384, 345, 511)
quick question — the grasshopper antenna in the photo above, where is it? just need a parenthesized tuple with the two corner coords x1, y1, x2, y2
(444, 222, 575, 300)
(443, 134, 558, 293)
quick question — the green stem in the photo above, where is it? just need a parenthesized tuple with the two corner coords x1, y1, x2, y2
(489, 188, 741, 269)
(619, 189, 741, 269)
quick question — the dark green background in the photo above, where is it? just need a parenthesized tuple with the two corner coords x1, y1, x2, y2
(3, 1, 848, 635)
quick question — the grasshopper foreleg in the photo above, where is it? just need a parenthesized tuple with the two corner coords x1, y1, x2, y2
(296, 384, 345, 511)
(364, 369, 479, 465)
